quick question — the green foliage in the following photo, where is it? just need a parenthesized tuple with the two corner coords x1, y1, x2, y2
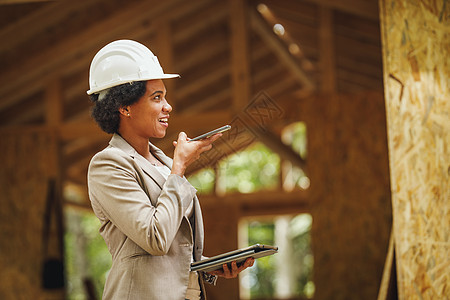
(187, 168, 215, 194)
(81, 214, 111, 299)
(65, 209, 111, 300)
(219, 143, 280, 194)
(283, 122, 307, 159)
(247, 221, 276, 298)
(242, 214, 314, 299)
(289, 214, 315, 298)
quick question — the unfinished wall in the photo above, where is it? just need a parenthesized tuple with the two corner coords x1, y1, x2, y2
(379, 0, 450, 298)
(302, 92, 392, 299)
(0, 130, 64, 300)
(202, 202, 241, 300)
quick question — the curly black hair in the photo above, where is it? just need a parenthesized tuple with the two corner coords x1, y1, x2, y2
(89, 81, 147, 134)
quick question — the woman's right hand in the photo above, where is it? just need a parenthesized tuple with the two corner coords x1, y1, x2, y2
(171, 132, 222, 177)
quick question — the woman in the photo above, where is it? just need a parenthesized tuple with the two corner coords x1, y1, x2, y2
(86, 40, 253, 300)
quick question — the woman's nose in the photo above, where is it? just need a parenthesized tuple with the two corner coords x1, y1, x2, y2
(163, 100, 172, 112)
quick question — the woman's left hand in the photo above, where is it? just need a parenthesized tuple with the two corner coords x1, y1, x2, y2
(207, 257, 255, 279)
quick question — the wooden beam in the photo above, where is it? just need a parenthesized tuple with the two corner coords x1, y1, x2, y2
(63, 137, 108, 165)
(253, 126, 307, 171)
(319, 7, 336, 93)
(0, 91, 44, 125)
(334, 13, 382, 44)
(249, 9, 315, 91)
(45, 76, 63, 126)
(167, 111, 232, 134)
(336, 55, 383, 80)
(200, 189, 309, 208)
(264, 77, 300, 100)
(336, 35, 383, 64)
(155, 18, 176, 101)
(229, 0, 251, 112)
(173, 0, 228, 44)
(176, 33, 229, 73)
(65, 2, 216, 95)
(64, 200, 92, 213)
(65, 157, 92, 187)
(180, 87, 231, 114)
(177, 64, 229, 100)
(27, 0, 214, 116)
(252, 62, 286, 88)
(300, 0, 379, 21)
(256, 0, 318, 26)
(239, 200, 310, 217)
(0, 0, 58, 4)
(338, 68, 383, 90)
(0, 1, 93, 53)
(58, 121, 108, 141)
(0, 0, 185, 111)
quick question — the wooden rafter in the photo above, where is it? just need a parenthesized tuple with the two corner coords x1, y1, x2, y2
(249, 8, 316, 92)
(300, 0, 379, 21)
(0, 0, 185, 111)
(229, 0, 251, 112)
(0, 0, 58, 5)
(253, 127, 306, 171)
(0, 1, 93, 53)
(173, 0, 227, 44)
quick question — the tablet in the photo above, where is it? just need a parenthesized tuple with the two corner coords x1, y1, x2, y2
(190, 244, 278, 272)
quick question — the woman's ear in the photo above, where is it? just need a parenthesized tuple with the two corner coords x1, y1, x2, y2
(119, 106, 130, 117)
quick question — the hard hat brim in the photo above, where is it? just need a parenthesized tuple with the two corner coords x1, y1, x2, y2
(87, 73, 180, 95)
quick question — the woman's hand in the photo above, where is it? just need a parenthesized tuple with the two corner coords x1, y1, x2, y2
(207, 258, 255, 279)
(171, 132, 222, 177)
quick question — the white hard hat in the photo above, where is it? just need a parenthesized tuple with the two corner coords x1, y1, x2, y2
(87, 39, 179, 95)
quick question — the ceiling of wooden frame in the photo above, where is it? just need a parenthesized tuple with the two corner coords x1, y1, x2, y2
(0, 0, 383, 204)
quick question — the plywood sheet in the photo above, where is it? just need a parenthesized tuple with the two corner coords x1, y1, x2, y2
(379, 0, 450, 298)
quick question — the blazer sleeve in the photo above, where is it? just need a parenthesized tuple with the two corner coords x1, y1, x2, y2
(88, 149, 197, 256)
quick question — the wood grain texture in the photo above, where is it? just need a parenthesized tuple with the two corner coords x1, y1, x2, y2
(379, 0, 450, 298)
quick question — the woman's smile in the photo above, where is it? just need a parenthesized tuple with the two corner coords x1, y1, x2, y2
(158, 116, 169, 127)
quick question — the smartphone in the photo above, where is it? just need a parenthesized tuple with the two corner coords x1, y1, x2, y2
(189, 125, 231, 142)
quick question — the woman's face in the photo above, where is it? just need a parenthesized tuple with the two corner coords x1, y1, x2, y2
(127, 79, 172, 139)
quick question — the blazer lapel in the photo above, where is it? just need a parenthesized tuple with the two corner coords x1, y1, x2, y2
(109, 134, 167, 190)
(193, 196, 204, 261)
(149, 143, 173, 169)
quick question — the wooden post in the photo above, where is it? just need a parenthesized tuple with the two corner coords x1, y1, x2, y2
(44, 76, 66, 299)
(45, 77, 63, 128)
(229, 0, 251, 113)
(155, 19, 176, 103)
(319, 6, 336, 93)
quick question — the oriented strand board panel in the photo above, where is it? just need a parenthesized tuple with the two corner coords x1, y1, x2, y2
(379, 0, 450, 299)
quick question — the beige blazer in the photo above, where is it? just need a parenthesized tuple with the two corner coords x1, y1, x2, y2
(88, 134, 206, 300)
